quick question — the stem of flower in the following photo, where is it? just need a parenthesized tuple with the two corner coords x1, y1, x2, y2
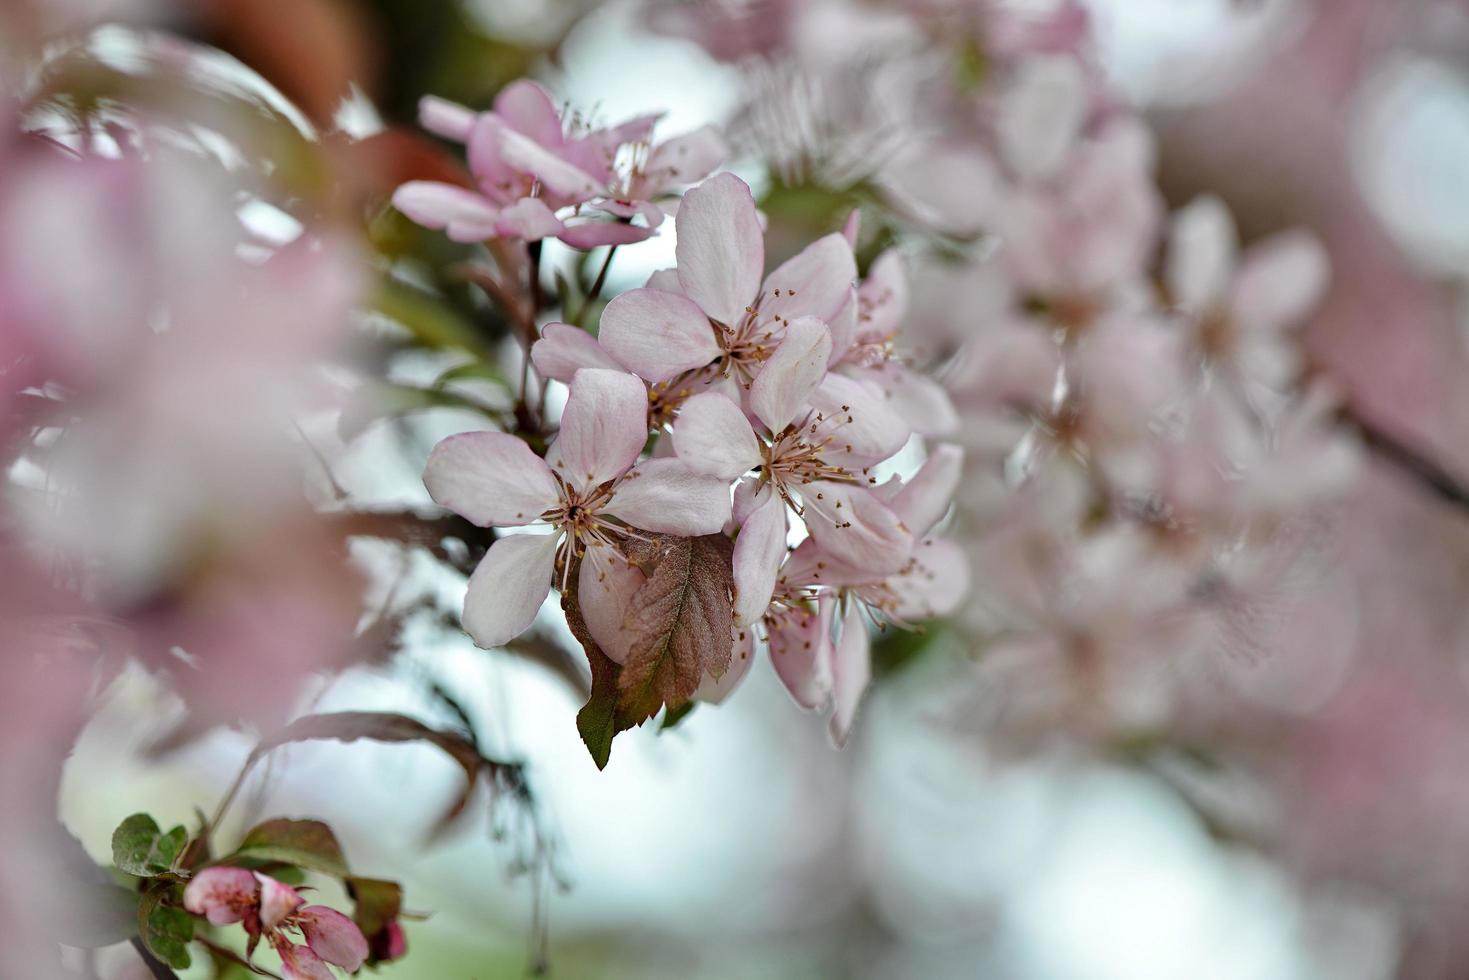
(573, 245, 618, 327)
(204, 757, 256, 840)
(196, 936, 284, 978)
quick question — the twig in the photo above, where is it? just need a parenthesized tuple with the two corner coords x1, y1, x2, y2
(129, 938, 179, 980)
(326, 509, 495, 572)
(1344, 406, 1469, 513)
(205, 757, 255, 838)
(572, 245, 618, 326)
(196, 936, 283, 978)
(293, 420, 347, 502)
(519, 240, 545, 432)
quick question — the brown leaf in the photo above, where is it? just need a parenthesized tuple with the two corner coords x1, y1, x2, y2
(616, 535, 735, 724)
(246, 711, 523, 840)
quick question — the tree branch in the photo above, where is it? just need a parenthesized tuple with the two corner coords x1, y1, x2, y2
(327, 509, 494, 572)
(1344, 407, 1469, 513)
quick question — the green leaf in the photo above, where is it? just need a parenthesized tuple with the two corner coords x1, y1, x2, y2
(227, 819, 350, 878)
(138, 882, 193, 970)
(374, 278, 486, 354)
(574, 643, 624, 771)
(872, 621, 948, 679)
(112, 814, 188, 877)
(433, 361, 510, 390)
(560, 561, 639, 770)
(660, 702, 698, 732)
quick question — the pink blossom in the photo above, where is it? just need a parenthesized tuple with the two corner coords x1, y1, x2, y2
(183, 868, 261, 926)
(592, 172, 857, 392)
(671, 322, 912, 609)
(1165, 194, 1331, 389)
(830, 248, 959, 436)
(423, 368, 732, 648)
(991, 55, 1162, 306)
(183, 870, 367, 977)
(395, 80, 725, 247)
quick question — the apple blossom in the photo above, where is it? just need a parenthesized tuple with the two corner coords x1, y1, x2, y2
(395, 80, 725, 248)
(423, 368, 731, 648)
(1166, 194, 1331, 390)
(594, 171, 857, 390)
(183, 869, 368, 979)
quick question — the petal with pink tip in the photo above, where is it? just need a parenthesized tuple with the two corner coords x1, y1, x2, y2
(496, 127, 602, 203)
(645, 267, 682, 293)
(732, 488, 787, 626)
(884, 142, 999, 236)
(1167, 195, 1237, 311)
(808, 371, 912, 463)
(826, 288, 858, 364)
(376, 920, 408, 961)
(277, 941, 334, 980)
(494, 197, 565, 241)
(467, 115, 519, 197)
(998, 55, 1087, 180)
(694, 625, 755, 704)
(598, 288, 722, 383)
(183, 868, 259, 926)
(423, 431, 559, 527)
(892, 443, 962, 537)
(604, 458, 732, 535)
(855, 250, 908, 343)
(577, 541, 646, 665)
(547, 369, 649, 492)
(675, 172, 764, 325)
(749, 316, 832, 433)
(868, 362, 959, 437)
(878, 537, 970, 621)
(769, 595, 835, 711)
(254, 874, 302, 930)
(1231, 230, 1329, 331)
(802, 482, 912, 575)
(557, 219, 657, 250)
(731, 475, 767, 526)
(419, 96, 476, 143)
(462, 532, 559, 649)
(840, 209, 861, 248)
(297, 906, 369, 971)
(644, 126, 727, 193)
(783, 536, 883, 589)
(672, 391, 761, 481)
(762, 233, 856, 327)
(828, 605, 871, 747)
(531, 322, 624, 384)
(391, 182, 501, 243)
(492, 80, 565, 147)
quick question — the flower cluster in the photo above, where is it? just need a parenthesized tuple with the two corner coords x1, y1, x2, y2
(183, 868, 370, 979)
(423, 170, 965, 747)
(645, 0, 1365, 742)
(898, 42, 1361, 739)
(393, 79, 726, 248)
